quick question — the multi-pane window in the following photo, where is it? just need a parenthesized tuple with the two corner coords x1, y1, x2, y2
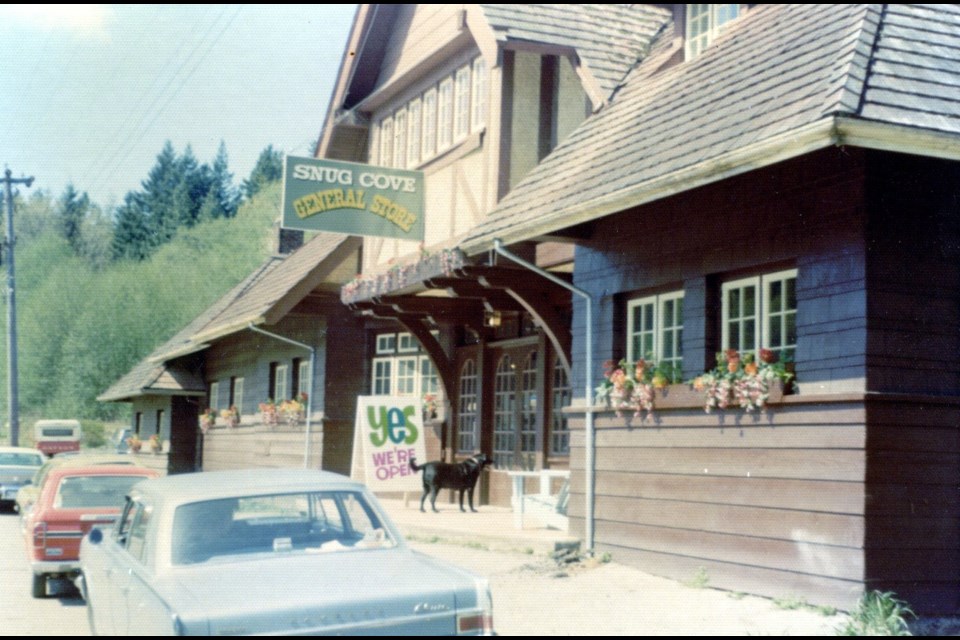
(422, 88, 437, 159)
(626, 291, 684, 369)
(374, 56, 485, 169)
(230, 377, 244, 414)
(406, 98, 422, 167)
(551, 358, 571, 456)
(454, 65, 471, 141)
(371, 332, 441, 400)
(519, 352, 538, 459)
(722, 269, 797, 360)
(437, 78, 453, 151)
(393, 108, 407, 169)
(471, 57, 487, 131)
(686, 4, 740, 59)
(297, 361, 311, 398)
(209, 381, 220, 411)
(272, 364, 289, 402)
(457, 359, 479, 453)
(493, 355, 517, 468)
(379, 117, 393, 169)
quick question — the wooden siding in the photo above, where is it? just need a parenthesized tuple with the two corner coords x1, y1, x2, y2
(865, 152, 960, 395)
(201, 424, 323, 471)
(570, 147, 869, 400)
(567, 401, 868, 611)
(863, 396, 960, 614)
(376, 5, 465, 93)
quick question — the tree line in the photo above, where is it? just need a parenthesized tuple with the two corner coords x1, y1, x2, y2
(0, 142, 287, 422)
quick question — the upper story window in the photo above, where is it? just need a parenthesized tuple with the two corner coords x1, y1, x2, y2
(373, 56, 487, 170)
(371, 331, 440, 400)
(626, 290, 684, 371)
(686, 4, 740, 59)
(722, 268, 797, 361)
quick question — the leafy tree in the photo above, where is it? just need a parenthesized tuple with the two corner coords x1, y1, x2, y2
(242, 145, 283, 199)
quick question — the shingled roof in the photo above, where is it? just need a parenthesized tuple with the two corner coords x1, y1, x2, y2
(479, 4, 671, 98)
(99, 233, 356, 402)
(462, 4, 960, 253)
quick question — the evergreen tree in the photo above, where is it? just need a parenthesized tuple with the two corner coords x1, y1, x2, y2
(242, 145, 283, 199)
(111, 192, 152, 261)
(57, 184, 90, 254)
(140, 141, 183, 245)
(202, 141, 239, 220)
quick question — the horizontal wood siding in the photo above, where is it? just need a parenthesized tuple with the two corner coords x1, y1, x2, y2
(567, 400, 867, 611)
(570, 147, 869, 400)
(201, 424, 323, 471)
(865, 152, 960, 395)
(864, 397, 960, 614)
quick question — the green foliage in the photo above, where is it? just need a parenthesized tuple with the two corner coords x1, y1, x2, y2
(242, 145, 283, 200)
(57, 184, 90, 254)
(80, 420, 107, 448)
(686, 566, 710, 589)
(0, 183, 279, 421)
(837, 590, 914, 636)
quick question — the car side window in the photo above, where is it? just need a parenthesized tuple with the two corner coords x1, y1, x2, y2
(114, 498, 138, 546)
(126, 503, 152, 563)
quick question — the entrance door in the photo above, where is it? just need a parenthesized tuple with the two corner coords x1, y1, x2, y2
(492, 347, 540, 470)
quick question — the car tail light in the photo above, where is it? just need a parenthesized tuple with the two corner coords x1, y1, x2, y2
(457, 612, 493, 635)
(32, 522, 46, 548)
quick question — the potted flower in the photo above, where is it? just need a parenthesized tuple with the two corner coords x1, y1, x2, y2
(149, 433, 162, 454)
(422, 393, 438, 421)
(691, 349, 793, 414)
(126, 434, 142, 453)
(199, 408, 216, 433)
(279, 393, 307, 427)
(220, 405, 240, 428)
(259, 400, 278, 426)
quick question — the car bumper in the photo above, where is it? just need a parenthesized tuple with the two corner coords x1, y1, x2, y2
(1, 485, 25, 501)
(30, 559, 81, 576)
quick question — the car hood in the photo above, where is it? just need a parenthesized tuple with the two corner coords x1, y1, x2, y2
(159, 548, 486, 635)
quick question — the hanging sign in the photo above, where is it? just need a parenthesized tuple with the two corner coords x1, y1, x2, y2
(282, 156, 424, 241)
(350, 395, 427, 492)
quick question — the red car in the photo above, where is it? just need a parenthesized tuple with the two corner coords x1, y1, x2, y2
(23, 464, 159, 598)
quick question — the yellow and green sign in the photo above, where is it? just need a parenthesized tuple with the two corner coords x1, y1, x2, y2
(282, 156, 424, 241)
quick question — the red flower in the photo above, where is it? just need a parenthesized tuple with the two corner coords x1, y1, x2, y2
(759, 348, 778, 364)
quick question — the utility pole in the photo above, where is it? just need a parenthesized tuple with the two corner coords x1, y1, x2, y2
(2, 168, 34, 446)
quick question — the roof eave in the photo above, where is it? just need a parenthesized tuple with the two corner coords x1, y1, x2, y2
(464, 116, 960, 255)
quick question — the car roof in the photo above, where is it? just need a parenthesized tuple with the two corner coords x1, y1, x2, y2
(0, 445, 45, 455)
(48, 464, 159, 479)
(34, 419, 81, 426)
(133, 468, 366, 504)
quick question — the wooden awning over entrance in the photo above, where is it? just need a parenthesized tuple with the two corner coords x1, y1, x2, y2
(343, 261, 572, 398)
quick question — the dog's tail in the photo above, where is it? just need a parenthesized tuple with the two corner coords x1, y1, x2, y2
(409, 456, 422, 472)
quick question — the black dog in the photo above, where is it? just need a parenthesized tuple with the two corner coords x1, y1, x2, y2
(409, 453, 493, 513)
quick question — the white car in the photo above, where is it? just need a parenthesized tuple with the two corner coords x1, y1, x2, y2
(79, 468, 495, 635)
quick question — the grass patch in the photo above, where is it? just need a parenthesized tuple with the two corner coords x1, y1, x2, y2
(686, 566, 710, 589)
(837, 590, 914, 636)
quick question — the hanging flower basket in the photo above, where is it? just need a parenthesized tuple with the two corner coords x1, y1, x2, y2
(259, 401, 278, 427)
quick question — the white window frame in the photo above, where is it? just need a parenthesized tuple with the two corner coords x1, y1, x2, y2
(454, 64, 471, 141)
(437, 77, 453, 151)
(372, 359, 393, 395)
(209, 381, 220, 411)
(406, 98, 422, 167)
(626, 290, 684, 368)
(273, 364, 289, 402)
(422, 88, 437, 160)
(376, 334, 397, 354)
(471, 57, 487, 132)
(297, 361, 311, 398)
(379, 117, 393, 169)
(685, 4, 740, 60)
(393, 107, 407, 169)
(231, 377, 244, 414)
(397, 332, 418, 353)
(721, 268, 797, 357)
(395, 356, 418, 396)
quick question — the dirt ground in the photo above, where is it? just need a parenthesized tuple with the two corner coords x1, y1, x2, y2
(407, 538, 842, 636)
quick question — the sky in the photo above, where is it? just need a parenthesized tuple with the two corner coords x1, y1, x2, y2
(0, 4, 358, 209)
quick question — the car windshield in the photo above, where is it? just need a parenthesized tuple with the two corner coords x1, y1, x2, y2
(54, 475, 148, 509)
(171, 490, 395, 565)
(0, 452, 43, 466)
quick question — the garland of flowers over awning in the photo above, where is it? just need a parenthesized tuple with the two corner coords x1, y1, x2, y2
(340, 247, 465, 304)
